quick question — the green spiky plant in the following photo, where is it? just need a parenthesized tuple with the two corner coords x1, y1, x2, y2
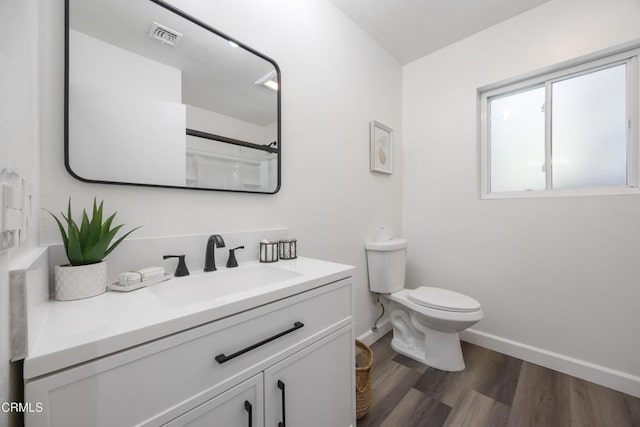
(46, 198, 141, 266)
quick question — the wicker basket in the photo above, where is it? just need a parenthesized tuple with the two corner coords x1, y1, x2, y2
(355, 340, 374, 420)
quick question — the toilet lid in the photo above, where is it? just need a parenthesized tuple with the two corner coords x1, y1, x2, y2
(407, 287, 481, 312)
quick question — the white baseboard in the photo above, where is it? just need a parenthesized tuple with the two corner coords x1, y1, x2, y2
(460, 328, 640, 398)
(357, 319, 392, 346)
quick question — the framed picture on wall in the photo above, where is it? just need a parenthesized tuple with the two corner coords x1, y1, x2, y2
(370, 121, 394, 174)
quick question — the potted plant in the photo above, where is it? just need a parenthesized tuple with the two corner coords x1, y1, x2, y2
(46, 199, 140, 301)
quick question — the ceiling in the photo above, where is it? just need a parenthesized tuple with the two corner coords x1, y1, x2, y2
(330, 0, 552, 64)
(70, 0, 277, 126)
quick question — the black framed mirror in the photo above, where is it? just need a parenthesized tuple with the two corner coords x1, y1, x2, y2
(65, 0, 281, 193)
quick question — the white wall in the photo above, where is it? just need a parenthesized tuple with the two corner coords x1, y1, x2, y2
(69, 30, 186, 186)
(39, 0, 402, 340)
(0, 1, 41, 202)
(403, 0, 640, 392)
(0, 0, 41, 424)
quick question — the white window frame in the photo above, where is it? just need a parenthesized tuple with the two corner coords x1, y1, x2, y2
(479, 47, 640, 199)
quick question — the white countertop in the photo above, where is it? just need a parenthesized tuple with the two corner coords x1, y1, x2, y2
(24, 257, 354, 380)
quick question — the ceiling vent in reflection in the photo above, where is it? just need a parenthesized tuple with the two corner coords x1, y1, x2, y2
(148, 22, 183, 46)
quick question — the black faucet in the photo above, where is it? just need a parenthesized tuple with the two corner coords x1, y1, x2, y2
(204, 234, 226, 272)
(226, 246, 245, 268)
(163, 255, 189, 277)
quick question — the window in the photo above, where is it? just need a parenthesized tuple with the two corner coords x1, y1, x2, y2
(479, 47, 639, 198)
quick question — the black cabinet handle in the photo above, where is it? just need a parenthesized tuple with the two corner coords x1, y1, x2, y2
(277, 380, 286, 427)
(244, 400, 252, 427)
(215, 322, 304, 364)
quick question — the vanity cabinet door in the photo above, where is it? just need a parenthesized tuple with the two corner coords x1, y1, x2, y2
(264, 325, 355, 427)
(164, 373, 264, 427)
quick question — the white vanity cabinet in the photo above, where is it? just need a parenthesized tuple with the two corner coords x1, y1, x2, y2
(165, 374, 264, 427)
(264, 326, 354, 427)
(24, 278, 355, 427)
(169, 326, 354, 427)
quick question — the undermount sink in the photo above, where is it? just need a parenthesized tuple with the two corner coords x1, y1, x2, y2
(149, 264, 302, 307)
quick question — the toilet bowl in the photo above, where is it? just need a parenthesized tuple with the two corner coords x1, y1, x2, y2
(365, 238, 484, 371)
(386, 287, 483, 371)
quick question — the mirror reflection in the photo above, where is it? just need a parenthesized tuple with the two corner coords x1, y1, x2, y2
(66, 0, 280, 193)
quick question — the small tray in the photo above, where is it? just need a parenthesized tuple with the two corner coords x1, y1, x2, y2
(108, 274, 172, 292)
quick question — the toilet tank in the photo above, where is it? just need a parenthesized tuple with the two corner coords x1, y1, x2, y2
(365, 238, 408, 294)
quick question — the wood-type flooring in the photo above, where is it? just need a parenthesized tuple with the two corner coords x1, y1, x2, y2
(357, 333, 640, 427)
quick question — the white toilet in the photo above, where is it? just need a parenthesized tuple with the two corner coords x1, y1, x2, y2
(366, 238, 484, 371)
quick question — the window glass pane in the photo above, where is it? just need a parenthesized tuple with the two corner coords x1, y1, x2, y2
(552, 64, 627, 189)
(490, 87, 546, 192)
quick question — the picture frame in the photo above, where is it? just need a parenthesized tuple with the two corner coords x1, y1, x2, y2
(370, 121, 394, 174)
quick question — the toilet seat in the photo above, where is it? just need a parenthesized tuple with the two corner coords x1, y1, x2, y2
(408, 287, 481, 313)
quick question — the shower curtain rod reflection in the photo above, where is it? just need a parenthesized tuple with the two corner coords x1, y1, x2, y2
(186, 128, 278, 153)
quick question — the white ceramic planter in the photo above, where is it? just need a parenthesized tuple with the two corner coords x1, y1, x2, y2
(54, 262, 108, 301)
